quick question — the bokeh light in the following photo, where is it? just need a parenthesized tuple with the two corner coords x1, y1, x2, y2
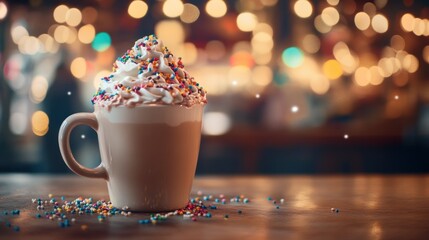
(53, 4, 68, 23)
(321, 7, 340, 26)
(78, 24, 95, 44)
(9, 111, 27, 135)
(237, 12, 258, 32)
(181, 42, 198, 65)
(205, 0, 227, 18)
(423, 45, 429, 63)
(401, 13, 414, 32)
(11, 25, 29, 44)
(390, 35, 405, 50)
(327, 0, 339, 6)
(333, 42, 358, 74)
(302, 34, 320, 53)
(70, 57, 87, 79)
(314, 15, 331, 33)
(0, 1, 7, 20)
(251, 32, 273, 54)
(155, 20, 185, 47)
(253, 51, 272, 65)
(369, 66, 383, 85)
(354, 12, 370, 31)
(180, 3, 200, 23)
(38, 34, 58, 53)
(294, 0, 313, 19)
(65, 26, 77, 44)
(30, 76, 49, 103)
(31, 111, 49, 136)
(230, 51, 254, 67)
(261, 0, 278, 6)
(310, 76, 330, 95)
(251, 66, 273, 87)
(227, 65, 251, 87)
(354, 67, 370, 86)
(322, 59, 343, 80)
(21, 36, 41, 55)
(92, 32, 111, 52)
(203, 112, 232, 136)
(163, 0, 184, 18)
(253, 23, 273, 36)
(65, 8, 82, 27)
(402, 54, 419, 73)
(54, 25, 70, 44)
(282, 47, 304, 68)
(128, 0, 148, 19)
(371, 14, 388, 33)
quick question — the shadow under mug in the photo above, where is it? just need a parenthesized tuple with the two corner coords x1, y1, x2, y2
(58, 105, 203, 212)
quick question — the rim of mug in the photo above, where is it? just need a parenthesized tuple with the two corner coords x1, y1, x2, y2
(94, 103, 206, 110)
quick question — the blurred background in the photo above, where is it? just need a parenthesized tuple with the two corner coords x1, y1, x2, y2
(1, 0, 429, 174)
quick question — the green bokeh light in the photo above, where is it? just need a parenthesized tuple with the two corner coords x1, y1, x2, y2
(282, 47, 304, 68)
(91, 32, 111, 52)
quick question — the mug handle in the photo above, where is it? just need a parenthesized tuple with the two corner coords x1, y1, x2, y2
(58, 113, 108, 180)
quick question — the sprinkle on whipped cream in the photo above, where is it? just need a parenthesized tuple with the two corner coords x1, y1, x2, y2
(91, 34, 207, 109)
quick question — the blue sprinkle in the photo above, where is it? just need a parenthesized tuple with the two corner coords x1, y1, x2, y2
(210, 205, 217, 210)
(6, 222, 11, 227)
(59, 222, 66, 228)
(14, 226, 20, 232)
(267, 197, 272, 201)
(206, 213, 212, 218)
(3, 211, 8, 215)
(215, 198, 220, 203)
(276, 206, 280, 209)
(138, 219, 150, 224)
(36, 214, 41, 218)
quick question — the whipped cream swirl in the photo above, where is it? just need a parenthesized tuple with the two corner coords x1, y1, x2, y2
(92, 35, 207, 109)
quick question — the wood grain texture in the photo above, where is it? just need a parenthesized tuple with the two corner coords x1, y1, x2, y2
(0, 174, 429, 239)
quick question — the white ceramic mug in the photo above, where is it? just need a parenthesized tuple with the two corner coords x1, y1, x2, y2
(58, 105, 203, 212)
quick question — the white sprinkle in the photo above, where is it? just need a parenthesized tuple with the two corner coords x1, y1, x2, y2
(197, 190, 203, 196)
(394, 95, 399, 100)
(71, 218, 76, 222)
(81, 134, 86, 139)
(291, 105, 299, 113)
(232, 80, 238, 86)
(344, 134, 349, 139)
(280, 198, 284, 204)
(67, 91, 72, 96)
(331, 208, 335, 211)
(255, 94, 260, 99)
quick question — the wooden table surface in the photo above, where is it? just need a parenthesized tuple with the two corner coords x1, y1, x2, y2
(0, 174, 428, 239)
